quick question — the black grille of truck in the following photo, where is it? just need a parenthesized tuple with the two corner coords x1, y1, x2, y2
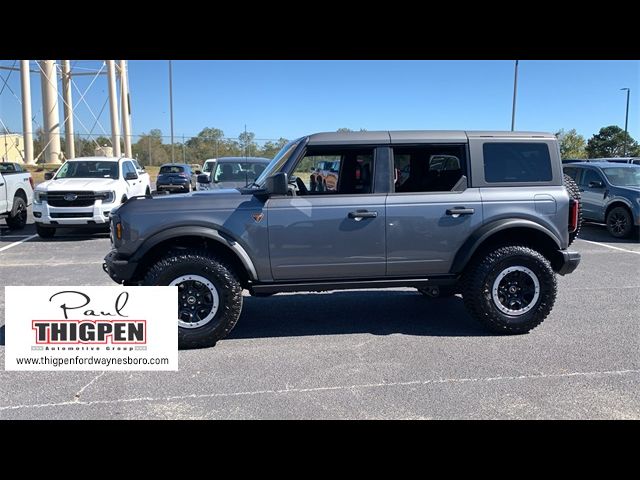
(47, 191, 96, 207)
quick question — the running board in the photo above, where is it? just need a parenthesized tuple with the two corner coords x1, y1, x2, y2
(251, 276, 458, 294)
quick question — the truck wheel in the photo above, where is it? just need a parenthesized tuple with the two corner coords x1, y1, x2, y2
(143, 251, 243, 349)
(461, 245, 556, 334)
(145, 186, 151, 196)
(606, 206, 632, 238)
(5, 196, 27, 230)
(563, 174, 582, 246)
(36, 223, 56, 238)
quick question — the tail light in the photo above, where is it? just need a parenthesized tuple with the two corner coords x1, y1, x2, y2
(29, 176, 34, 190)
(569, 199, 579, 233)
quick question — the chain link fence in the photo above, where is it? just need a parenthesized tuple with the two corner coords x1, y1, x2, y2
(5, 131, 288, 166)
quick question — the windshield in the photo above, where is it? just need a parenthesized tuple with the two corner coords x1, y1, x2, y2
(55, 161, 119, 180)
(602, 167, 640, 187)
(160, 165, 185, 174)
(213, 161, 268, 184)
(203, 161, 216, 173)
(255, 139, 302, 186)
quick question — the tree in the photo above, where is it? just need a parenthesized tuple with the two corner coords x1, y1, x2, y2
(586, 125, 640, 158)
(238, 130, 257, 157)
(555, 129, 587, 159)
(259, 137, 289, 158)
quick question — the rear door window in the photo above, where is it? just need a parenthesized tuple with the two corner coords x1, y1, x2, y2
(483, 143, 552, 183)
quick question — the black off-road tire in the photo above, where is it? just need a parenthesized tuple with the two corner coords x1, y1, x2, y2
(36, 223, 56, 238)
(417, 286, 458, 298)
(5, 196, 27, 230)
(143, 250, 243, 349)
(461, 245, 557, 334)
(606, 206, 633, 239)
(563, 173, 582, 246)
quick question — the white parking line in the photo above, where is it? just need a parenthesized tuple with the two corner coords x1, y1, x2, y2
(0, 261, 104, 268)
(0, 235, 37, 253)
(578, 239, 640, 255)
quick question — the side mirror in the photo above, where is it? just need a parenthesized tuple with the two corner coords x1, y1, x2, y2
(264, 172, 288, 196)
(589, 180, 603, 188)
(195, 170, 202, 175)
(125, 171, 138, 180)
(197, 173, 211, 184)
(44, 172, 54, 180)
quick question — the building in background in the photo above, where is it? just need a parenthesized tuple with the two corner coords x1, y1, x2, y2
(1, 134, 25, 163)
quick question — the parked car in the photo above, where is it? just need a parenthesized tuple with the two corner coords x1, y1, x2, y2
(596, 157, 640, 165)
(105, 130, 582, 349)
(131, 159, 151, 189)
(201, 159, 217, 177)
(0, 162, 34, 230)
(563, 162, 640, 238)
(196, 157, 269, 190)
(156, 163, 197, 193)
(32, 156, 151, 238)
(309, 160, 340, 192)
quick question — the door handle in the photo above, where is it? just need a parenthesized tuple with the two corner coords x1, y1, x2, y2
(348, 210, 378, 220)
(446, 207, 475, 216)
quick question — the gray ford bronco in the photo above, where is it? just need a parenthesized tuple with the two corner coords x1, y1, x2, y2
(104, 131, 582, 348)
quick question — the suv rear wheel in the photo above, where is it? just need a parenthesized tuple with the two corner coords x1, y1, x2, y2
(606, 206, 633, 238)
(143, 251, 243, 349)
(462, 245, 556, 334)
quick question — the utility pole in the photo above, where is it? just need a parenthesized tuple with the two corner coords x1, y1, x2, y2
(182, 134, 186, 163)
(169, 60, 175, 162)
(39, 60, 62, 164)
(621, 88, 630, 157)
(61, 60, 75, 159)
(511, 60, 519, 132)
(20, 60, 34, 165)
(120, 60, 132, 158)
(106, 60, 121, 157)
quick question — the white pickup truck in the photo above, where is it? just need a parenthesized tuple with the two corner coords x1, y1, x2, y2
(33, 156, 151, 238)
(0, 162, 34, 230)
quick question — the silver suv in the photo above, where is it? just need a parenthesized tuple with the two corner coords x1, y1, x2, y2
(104, 131, 582, 348)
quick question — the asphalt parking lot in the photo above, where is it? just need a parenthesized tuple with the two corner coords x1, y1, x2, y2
(1, 211, 639, 419)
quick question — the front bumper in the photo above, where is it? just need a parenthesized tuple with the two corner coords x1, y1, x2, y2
(557, 250, 581, 275)
(103, 249, 139, 284)
(33, 201, 113, 226)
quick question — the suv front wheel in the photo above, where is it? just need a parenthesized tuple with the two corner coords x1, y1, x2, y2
(143, 251, 243, 349)
(462, 246, 557, 334)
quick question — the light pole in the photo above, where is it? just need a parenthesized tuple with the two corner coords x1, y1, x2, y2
(511, 60, 519, 131)
(169, 60, 175, 162)
(621, 88, 630, 157)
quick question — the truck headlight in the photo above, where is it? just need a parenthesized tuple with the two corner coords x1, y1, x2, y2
(96, 191, 115, 203)
(33, 191, 47, 204)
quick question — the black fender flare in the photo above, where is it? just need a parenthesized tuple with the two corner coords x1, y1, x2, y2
(130, 226, 258, 280)
(450, 218, 562, 274)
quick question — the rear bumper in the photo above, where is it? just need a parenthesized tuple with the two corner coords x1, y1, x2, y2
(557, 250, 581, 276)
(103, 249, 138, 284)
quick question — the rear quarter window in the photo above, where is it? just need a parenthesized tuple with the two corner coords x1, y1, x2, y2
(483, 142, 552, 183)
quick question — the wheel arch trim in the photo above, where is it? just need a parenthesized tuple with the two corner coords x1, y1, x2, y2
(450, 218, 562, 274)
(131, 226, 258, 280)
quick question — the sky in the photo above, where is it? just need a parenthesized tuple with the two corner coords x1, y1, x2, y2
(1, 60, 638, 144)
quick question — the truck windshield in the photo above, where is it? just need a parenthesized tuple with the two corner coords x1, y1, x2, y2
(55, 161, 119, 179)
(602, 167, 640, 187)
(254, 139, 302, 186)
